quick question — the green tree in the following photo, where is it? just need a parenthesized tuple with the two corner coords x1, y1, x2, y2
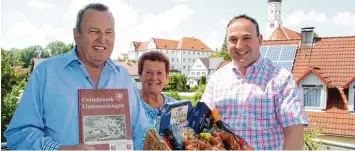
(40, 50, 51, 58)
(165, 91, 181, 100)
(199, 76, 206, 85)
(165, 74, 188, 92)
(22, 45, 43, 68)
(221, 34, 227, 52)
(8, 48, 24, 67)
(1, 79, 27, 142)
(1, 49, 26, 98)
(313, 32, 319, 38)
(189, 85, 198, 92)
(46, 41, 72, 57)
(304, 126, 323, 150)
(192, 84, 206, 106)
(209, 50, 231, 61)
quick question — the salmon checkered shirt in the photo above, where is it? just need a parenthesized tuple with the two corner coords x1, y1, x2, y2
(200, 57, 309, 150)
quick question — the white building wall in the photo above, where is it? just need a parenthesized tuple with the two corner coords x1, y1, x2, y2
(127, 44, 214, 75)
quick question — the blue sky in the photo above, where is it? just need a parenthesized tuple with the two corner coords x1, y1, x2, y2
(2, 0, 355, 59)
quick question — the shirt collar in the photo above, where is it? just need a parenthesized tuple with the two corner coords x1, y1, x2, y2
(231, 56, 263, 76)
(64, 45, 118, 71)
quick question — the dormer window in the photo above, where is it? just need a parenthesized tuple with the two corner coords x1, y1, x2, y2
(299, 73, 328, 111)
(303, 85, 322, 108)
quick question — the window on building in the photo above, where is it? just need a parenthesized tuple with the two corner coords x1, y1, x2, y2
(303, 85, 322, 108)
(188, 58, 190, 62)
(171, 58, 174, 62)
(197, 72, 200, 76)
(183, 66, 186, 69)
(172, 51, 174, 54)
(191, 72, 195, 76)
(198, 52, 200, 55)
(183, 58, 186, 62)
(193, 52, 195, 55)
(183, 51, 186, 54)
(270, 23, 274, 28)
(202, 72, 206, 76)
(172, 65, 175, 69)
(189, 81, 193, 84)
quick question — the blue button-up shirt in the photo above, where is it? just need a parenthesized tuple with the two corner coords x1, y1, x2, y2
(4, 47, 150, 150)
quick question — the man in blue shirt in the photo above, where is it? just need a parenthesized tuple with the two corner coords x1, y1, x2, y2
(4, 3, 149, 150)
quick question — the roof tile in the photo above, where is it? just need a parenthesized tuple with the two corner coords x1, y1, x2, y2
(269, 27, 301, 40)
(133, 37, 213, 52)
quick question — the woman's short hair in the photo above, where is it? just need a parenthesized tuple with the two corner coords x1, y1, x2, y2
(138, 51, 170, 75)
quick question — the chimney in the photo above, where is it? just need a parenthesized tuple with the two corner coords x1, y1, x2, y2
(301, 27, 315, 46)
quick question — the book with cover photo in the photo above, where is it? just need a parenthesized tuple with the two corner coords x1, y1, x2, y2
(78, 89, 133, 150)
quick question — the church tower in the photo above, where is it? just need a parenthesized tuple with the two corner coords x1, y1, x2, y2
(266, 0, 282, 39)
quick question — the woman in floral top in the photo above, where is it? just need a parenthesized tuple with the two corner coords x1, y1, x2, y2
(137, 51, 178, 128)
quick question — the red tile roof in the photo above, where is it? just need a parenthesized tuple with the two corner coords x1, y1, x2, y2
(120, 53, 128, 59)
(261, 35, 355, 137)
(269, 27, 301, 40)
(133, 37, 213, 52)
(305, 88, 355, 137)
(137, 41, 150, 51)
(115, 61, 138, 76)
(216, 60, 231, 70)
(292, 36, 355, 88)
(176, 37, 212, 51)
(153, 38, 178, 50)
(262, 39, 300, 46)
(132, 41, 141, 50)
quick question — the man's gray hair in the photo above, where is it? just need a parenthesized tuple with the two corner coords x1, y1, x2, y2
(75, 3, 110, 33)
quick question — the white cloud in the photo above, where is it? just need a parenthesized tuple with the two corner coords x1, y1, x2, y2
(282, 10, 355, 36)
(3, 20, 71, 49)
(3, 11, 25, 17)
(3, 0, 193, 60)
(175, 0, 192, 3)
(284, 10, 355, 27)
(28, 0, 54, 8)
(219, 19, 228, 26)
(332, 12, 355, 26)
(112, 4, 194, 59)
(131, 5, 193, 41)
(204, 30, 220, 50)
(283, 10, 329, 27)
(66, 0, 137, 29)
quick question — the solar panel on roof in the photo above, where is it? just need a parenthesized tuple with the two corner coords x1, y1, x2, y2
(259, 45, 297, 71)
(260, 46, 268, 57)
(277, 62, 294, 71)
(265, 46, 282, 61)
(279, 46, 297, 61)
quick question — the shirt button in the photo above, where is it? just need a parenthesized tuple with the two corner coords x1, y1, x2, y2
(78, 62, 81, 65)
(86, 77, 89, 80)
